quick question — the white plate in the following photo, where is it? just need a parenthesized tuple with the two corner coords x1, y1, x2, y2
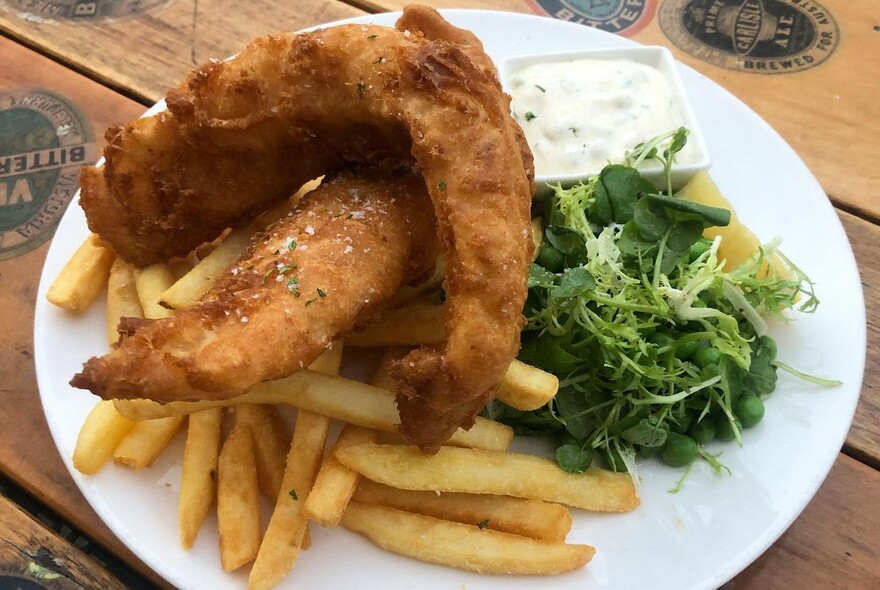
(34, 10, 865, 590)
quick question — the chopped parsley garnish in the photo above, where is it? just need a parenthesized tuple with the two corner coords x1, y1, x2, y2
(357, 82, 365, 97)
(288, 489, 298, 501)
(476, 519, 489, 530)
(346, 213, 353, 219)
(438, 180, 447, 190)
(535, 84, 546, 93)
(288, 239, 297, 250)
(525, 111, 537, 121)
(287, 276, 300, 294)
(317, 288, 327, 299)
(278, 264, 297, 275)
(305, 299, 315, 306)
(367, 34, 378, 39)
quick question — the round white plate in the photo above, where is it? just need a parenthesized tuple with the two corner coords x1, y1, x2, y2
(34, 10, 865, 590)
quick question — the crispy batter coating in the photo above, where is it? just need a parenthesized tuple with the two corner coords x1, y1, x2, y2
(395, 6, 534, 189)
(78, 15, 533, 450)
(72, 169, 437, 401)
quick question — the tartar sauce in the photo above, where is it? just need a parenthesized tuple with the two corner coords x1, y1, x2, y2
(507, 58, 695, 176)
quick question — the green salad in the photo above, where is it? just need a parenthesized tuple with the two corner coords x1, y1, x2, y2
(487, 129, 836, 484)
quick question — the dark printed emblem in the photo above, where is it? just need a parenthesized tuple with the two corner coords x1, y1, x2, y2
(0, 89, 95, 261)
(659, 0, 839, 73)
(0, 574, 50, 590)
(530, 0, 657, 37)
(1, 0, 172, 22)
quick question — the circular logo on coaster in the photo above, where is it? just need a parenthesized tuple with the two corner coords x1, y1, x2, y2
(0, 89, 95, 261)
(529, 0, 657, 37)
(659, 0, 839, 73)
(2, 0, 172, 22)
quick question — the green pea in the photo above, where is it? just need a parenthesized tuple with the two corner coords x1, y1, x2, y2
(735, 395, 765, 428)
(536, 244, 565, 273)
(701, 363, 721, 380)
(661, 433, 699, 467)
(690, 419, 715, 443)
(688, 238, 713, 263)
(694, 347, 722, 368)
(675, 339, 700, 361)
(715, 415, 742, 442)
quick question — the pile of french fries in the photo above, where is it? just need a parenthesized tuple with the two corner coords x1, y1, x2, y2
(48, 191, 639, 589)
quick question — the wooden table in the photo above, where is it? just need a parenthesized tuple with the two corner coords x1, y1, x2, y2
(0, 0, 877, 588)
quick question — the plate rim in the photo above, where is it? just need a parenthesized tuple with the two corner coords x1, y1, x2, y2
(33, 9, 867, 590)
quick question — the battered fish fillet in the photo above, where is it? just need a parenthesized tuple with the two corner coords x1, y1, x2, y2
(71, 169, 437, 401)
(79, 14, 533, 450)
(388, 7, 536, 450)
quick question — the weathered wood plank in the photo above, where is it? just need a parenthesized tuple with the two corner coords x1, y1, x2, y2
(350, 0, 880, 219)
(838, 209, 880, 468)
(0, 37, 169, 588)
(0, 0, 366, 102)
(732, 454, 880, 589)
(0, 492, 127, 589)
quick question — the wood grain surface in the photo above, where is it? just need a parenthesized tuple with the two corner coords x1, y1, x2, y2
(0, 37, 169, 588)
(0, 492, 127, 589)
(0, 0, 365, 102)
(0, 1, 879, 588)
(732, 454, 880, 589)
(2, 0, 876, 217)
(839, 210, 880, 469)
(346, 0, 880, 220)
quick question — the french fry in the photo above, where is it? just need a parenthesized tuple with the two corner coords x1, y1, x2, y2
(369, 347, 408, 391)
(373, 348, 558, 412)
(335, 444, 639, 513)
(307, 341, 343, 375)
(249, 410, 330, 590)
(179, 408, 222, 549)
(352, 479, 571, 542)
(304, 424, 379, 527)
(113, 371, 513, 451)
(158, 227, 252, 311)
(105, 258, 142, 346)
(159, 179, 322, 311)
(46, 234, 115, 313)
(498, 360, 559, 411)
(72, 400, 136, 475)
(340, 501, 594, 575)
(133, 263, 176, 319)
(345, 304, 445, 347)
(168, 257, 195, 281)
(232, 405, 290, 501)
(368, 351, 410, 445)
(113, 416, 185, 469)
(248, 343, 338, 587)
(531, 217, 544, 261)
(218, 423, 262, 572)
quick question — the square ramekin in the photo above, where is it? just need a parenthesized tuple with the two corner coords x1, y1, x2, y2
(499, 46, 711, 196)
